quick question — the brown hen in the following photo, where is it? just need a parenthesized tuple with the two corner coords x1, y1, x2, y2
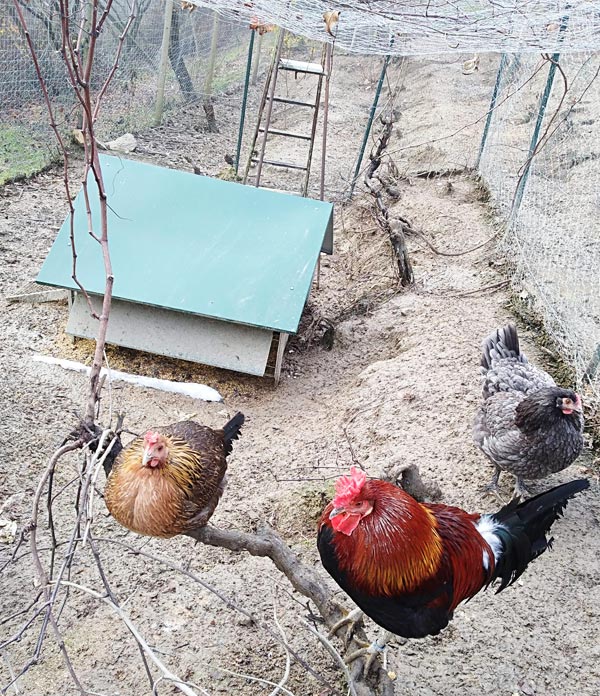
(104, 413, 244, 538)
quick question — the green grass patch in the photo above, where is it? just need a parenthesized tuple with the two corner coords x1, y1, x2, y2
(0, 124, 57, 185)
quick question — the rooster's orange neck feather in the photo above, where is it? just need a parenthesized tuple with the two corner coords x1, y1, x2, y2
(328, 481, 444, 596)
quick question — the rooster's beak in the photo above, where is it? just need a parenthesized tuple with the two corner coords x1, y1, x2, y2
(329, 507, 344, 519)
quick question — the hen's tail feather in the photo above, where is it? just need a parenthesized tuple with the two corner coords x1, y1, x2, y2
(491, 478, 589, 592)
(84, 423, 123, 477)
(481, 322, 523, 372)
(221, 412, 245, 456)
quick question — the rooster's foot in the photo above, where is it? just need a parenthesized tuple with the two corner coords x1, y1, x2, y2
(328, 607, 365, 648)
(345, 630, 394, 676)
(512, 477, 533, 499)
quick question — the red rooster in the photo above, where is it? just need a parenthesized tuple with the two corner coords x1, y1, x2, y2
(318, 467, 588, 642)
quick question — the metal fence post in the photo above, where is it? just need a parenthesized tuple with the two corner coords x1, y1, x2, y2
(348, 54, 390, 198)
(476, 53, 507, 170)
(511, 16, 569, 219)
(510, 52, 561, 218)
(234, 29, 255, 174)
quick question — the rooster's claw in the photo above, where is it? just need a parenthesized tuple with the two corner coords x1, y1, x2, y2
(344, 631, 393, 677)
(328, 607, 365, 648)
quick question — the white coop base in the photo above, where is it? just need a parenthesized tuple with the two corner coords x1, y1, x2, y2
(67, 293, 288, 380)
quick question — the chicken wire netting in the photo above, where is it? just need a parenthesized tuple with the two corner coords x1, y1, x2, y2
(0, 0, 265, 183)
(478, 52, 600, 399)
(191, 1, 600, 56)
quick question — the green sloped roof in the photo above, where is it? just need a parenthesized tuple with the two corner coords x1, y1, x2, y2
(37, 154, 333, 333)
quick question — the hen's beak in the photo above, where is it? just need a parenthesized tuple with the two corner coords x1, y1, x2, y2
(329, 507, 344, 519)
(141, 448, 152, 467)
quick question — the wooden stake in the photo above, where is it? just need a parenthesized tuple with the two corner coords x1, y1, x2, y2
(153, 0, 174, 126)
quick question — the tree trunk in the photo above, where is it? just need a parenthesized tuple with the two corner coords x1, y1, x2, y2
(202, 11, 219, 133)
(168, 6, 196, 102)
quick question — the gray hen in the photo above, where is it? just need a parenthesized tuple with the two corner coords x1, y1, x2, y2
(473, 323, 584, 497)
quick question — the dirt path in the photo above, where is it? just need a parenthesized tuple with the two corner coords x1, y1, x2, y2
(0, 53, 598, 696)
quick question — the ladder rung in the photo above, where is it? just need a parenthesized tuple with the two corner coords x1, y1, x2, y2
(279, 58, 325, 75)
(269, 96, 316, 108)
(258, 127, 312, 141)
(251, 158, 308, 171)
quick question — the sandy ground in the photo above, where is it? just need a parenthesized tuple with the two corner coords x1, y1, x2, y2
(1, 52, 599, 696)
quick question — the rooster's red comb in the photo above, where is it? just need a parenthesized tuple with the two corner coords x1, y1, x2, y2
(144, 431, 160, 446)
(333, 467, 367, 507)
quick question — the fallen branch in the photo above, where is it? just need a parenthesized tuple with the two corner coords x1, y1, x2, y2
(364, 113, 414, 287)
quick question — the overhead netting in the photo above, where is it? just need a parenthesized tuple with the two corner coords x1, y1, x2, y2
(191, 1, 600, 55)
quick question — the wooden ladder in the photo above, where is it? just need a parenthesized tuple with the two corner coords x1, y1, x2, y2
(243, 31, 327, 197)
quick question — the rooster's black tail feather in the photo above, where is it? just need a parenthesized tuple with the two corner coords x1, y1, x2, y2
(491, 478, 589, 592)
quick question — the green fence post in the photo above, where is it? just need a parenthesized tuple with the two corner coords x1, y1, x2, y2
(511, 15, 569, 219)
(235, 29, 255, 174)
(511, 52, 561, 217)
(476, 54, 507, 170)
(348, 54, 390, 198)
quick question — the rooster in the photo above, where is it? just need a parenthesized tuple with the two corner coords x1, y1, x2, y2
(473, 323, 584, 497)
(104, 413, 244, 538)
(318, 467, 588, 653)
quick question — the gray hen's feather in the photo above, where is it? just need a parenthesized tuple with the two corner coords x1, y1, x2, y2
(474, 324, 583, 484)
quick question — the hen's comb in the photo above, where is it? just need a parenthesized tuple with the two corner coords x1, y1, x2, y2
(144, 431, 160, 446)
(333, 467, 367, 507)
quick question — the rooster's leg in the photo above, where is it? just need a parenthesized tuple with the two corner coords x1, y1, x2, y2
(328, 607, 366, 648)
(345, 629, 396, 676)
(512, 476, 533, 499)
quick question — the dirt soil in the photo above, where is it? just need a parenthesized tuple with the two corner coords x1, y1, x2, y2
(1, 52, 599, 696)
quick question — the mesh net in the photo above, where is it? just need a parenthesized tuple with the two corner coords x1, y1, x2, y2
(1, 0, 599, 399)
(191, 1, 600, 56)
(479, 53, 600, 398)
(0, 0, 264, 183)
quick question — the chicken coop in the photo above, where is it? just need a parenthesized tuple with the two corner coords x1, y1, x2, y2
(37, 155, 333, 382)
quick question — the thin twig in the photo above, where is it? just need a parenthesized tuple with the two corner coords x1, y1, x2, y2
(53, 580, 199, 696)
(269, 590, 292, 696)
(302, 621, 359, 696)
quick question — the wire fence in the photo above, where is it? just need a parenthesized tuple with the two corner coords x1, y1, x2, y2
(0, 0, 265, 183)
(1, 1, 599, 400)
(478, 52, 600, 399)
